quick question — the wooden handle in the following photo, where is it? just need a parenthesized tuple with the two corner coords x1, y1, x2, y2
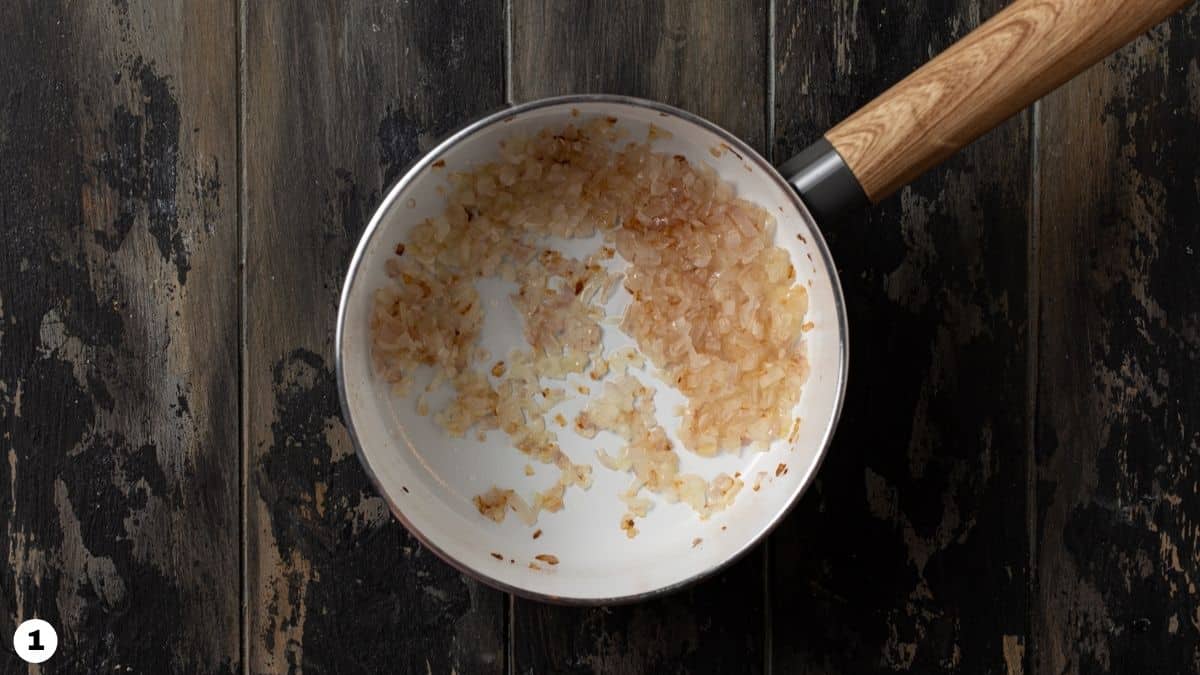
(825, 0, 1190, 203)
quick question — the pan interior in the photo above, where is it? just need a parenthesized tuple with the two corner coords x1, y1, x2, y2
(337, 97, 846, 602)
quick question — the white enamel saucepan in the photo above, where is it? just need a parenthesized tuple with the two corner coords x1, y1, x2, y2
(337, 0, 1188, 603)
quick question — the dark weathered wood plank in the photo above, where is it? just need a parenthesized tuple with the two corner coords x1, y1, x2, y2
(512, 0, 766, 148)
(509, 2, 768, 673)
(241, 1, 508, 672)
(1034, 7, 1200, 674)
(0, 1, 238, 672)
(771, 1, 1031, 672)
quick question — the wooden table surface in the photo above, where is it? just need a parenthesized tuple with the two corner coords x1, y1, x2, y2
(1, 1, 1198, 673)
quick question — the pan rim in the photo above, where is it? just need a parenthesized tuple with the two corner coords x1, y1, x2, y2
(335, 93, 849, 605)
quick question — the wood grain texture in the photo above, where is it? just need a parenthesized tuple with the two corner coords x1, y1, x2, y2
(827, 0, 1190, 202)
(1033, 6, 1200, 673)
(0, 1, 238, 672)
(509, 1, 769, 673)
(511, 0, 767, 148)
(241, 2, 507, 672)
(772, 1, 1032, 672)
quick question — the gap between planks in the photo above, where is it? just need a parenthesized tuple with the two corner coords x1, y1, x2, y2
(1023, 98, 1043, 675)
(504, 0, 514, 106)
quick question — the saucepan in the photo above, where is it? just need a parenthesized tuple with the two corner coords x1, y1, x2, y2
(337, 0, 1187, 603)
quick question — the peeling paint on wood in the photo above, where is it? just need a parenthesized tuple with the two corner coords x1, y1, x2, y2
(1035, 6, 1200, 674)
(771, 1, 1031, 673)
(242, 1, 507, 672)
(1002, 634, 1025, 675)
(0, 0, 238, 671)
